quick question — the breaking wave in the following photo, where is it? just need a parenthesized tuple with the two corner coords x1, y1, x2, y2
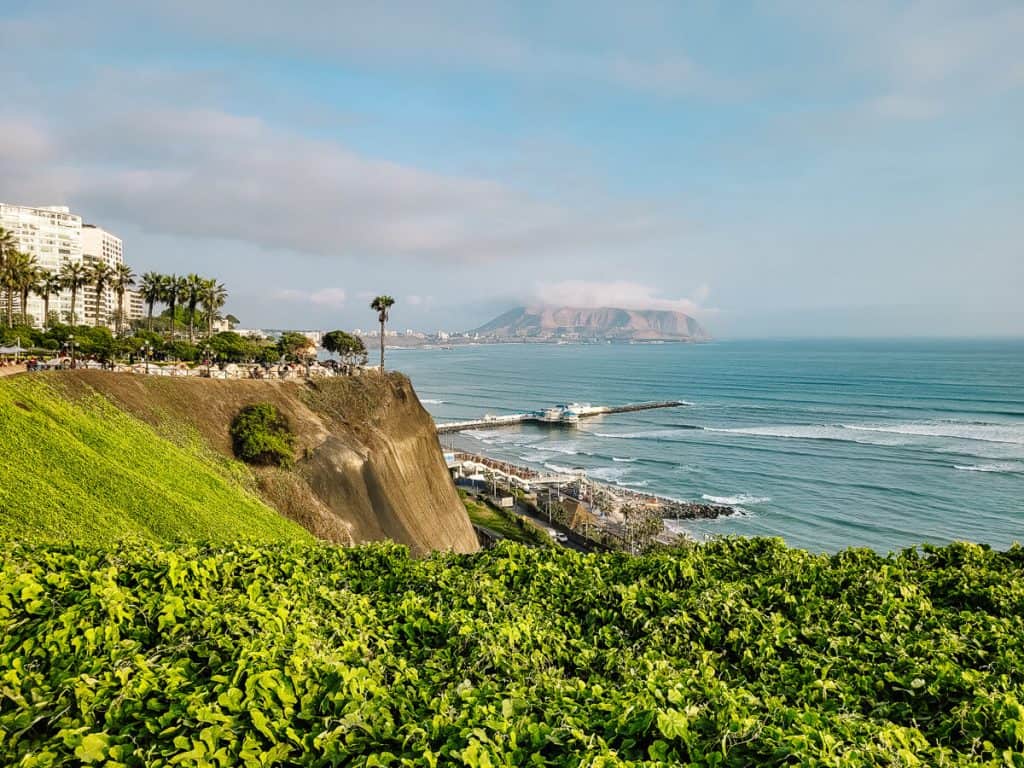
(701, 493, 771, 506)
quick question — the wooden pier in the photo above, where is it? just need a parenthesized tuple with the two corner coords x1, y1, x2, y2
(435, 400, 687, 434)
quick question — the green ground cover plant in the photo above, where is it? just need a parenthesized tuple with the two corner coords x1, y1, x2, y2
(0, 377, 309, 544)
(2, 537, 1022, 766)
(230, 403, 296, 468)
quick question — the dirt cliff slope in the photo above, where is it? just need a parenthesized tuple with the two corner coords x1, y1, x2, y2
(60, 371, 478, 554)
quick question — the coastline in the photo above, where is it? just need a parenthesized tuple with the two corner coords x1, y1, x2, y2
(448, 448, 737, 552)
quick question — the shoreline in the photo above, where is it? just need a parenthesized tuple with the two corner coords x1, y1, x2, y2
(448, 448, 738, 552)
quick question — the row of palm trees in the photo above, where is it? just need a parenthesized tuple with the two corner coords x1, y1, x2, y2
(137, 272, 227, 341)
(1, 226, 228, 340)
(0, 226, 136, 331)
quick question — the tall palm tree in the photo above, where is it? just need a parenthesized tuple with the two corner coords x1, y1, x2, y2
(0, 228, 21, 326)
(162, 274, 187, 340)
(1, 251, 25, 327)
(139, 271, 163, 332)
(184, 273, 204, 343)
(111, 264, 135, 336)
(200, 279, 227, 336)
(15, 255, 40, 326)
(60, 261, 89, 326)
(34, 270, 63, 329)
(370, 295, 395, 372)
(87, 261, 114, 327)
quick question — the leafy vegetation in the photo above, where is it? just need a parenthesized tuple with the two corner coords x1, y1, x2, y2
(2, 537, 1022, 766)
(322, 329, 368, 370)
(230, 403, 296, 468)
(0, 377, 309, 544)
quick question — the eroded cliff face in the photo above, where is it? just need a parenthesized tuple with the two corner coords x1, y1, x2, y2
(61, 371, 478, 554)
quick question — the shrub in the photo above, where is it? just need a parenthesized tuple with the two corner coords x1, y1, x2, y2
(229, 403, 295, 468)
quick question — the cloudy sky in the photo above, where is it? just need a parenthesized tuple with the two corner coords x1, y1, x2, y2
(1, 1, 1021, 336)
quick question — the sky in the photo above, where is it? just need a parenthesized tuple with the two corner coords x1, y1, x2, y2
(1, 1, 1021, 337)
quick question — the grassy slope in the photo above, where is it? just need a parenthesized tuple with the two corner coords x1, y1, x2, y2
(0, 375, 310, 543)
(460, 490, 552, 546)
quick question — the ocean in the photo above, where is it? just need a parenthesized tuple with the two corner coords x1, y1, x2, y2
(394, 339, 1024, 553)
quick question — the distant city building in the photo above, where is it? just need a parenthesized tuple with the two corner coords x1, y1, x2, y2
(81, 224, 124, 327)
(437, 331, 450, 340)
(126, 289, 145, 321)
(0, 203, 84, 325)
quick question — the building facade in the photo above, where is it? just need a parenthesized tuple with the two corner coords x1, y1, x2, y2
(0, 203, 135, 329)
(81, 224, 124, 327)
(0, 203, 84, 325)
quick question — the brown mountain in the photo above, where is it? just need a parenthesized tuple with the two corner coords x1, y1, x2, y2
(474, 305, 710, 342)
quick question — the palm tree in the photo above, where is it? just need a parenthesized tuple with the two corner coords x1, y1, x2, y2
(88, 261, 114, 327)
(1, 251, 38, 327)
(111, 263, 135, 335)
(15, 255, 40, 326)
(200, 279, 227, 336)
(139, 271, 163, 332)
(162, 274, 187, 340)
(60, 261, 89, 326)
(34, 270, 63, 329)
(184, 273, 204, 342)
(370, 295, 395, 372)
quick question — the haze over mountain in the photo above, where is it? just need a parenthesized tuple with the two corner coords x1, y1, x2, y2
(474, 305, 709, 342)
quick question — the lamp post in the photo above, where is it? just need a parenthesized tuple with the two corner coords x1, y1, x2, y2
(67, 334, 76, 368)
(139, 342, 153, 375)
(203, 345, 212, 377)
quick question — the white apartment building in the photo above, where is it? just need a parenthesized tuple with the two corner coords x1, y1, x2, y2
(81, 224, 124, 327)
(0, 203, 84, 325)
(127, 290, 145, 322)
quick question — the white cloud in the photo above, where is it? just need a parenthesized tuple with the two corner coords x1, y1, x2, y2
(0, 107, 684, 264)
(533, 280, 714, 316)
(276, 287, 347, 307)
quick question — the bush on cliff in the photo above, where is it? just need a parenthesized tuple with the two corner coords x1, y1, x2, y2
(230, 403, 295, 468)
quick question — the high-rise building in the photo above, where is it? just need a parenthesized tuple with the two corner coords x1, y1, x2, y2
(81, 224, 124, 327)
(127, 289, 145, 322)
(0, 203, 84, 325)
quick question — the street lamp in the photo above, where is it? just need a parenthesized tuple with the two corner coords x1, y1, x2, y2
(67, 334, 76, 368)
(139, 342, 153, 375)
(203, 345, 212, 377)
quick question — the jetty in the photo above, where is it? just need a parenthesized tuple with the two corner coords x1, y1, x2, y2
(436, 400, 686, 434)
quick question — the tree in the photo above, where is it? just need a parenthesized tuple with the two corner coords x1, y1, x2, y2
(200, 279, 227, 336)
(139, 272, 163, 332)
(15, 255, 40, 326)
(87, 261, 114, 327)
(34, 271, 63, 330)
(184, 273, 203, 342)
(0, 227, 17, 325)
(370, 295, 395, 372)
(162, 274, 187, 340)
(60, 261, 89, 326)
(111, 264, 135, 336)
(1, 251, 36, 327)
(322, 330, 367, 372)
(277, 331, 312, 362)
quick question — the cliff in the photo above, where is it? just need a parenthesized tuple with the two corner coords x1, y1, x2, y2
(474, 305, 710, 341)
(11, 371, 478, 554)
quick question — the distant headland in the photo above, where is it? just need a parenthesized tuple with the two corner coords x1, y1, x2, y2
(472, 305, 710, 343)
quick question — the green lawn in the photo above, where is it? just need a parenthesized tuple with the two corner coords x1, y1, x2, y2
(0, 376, 309, 544)
(461, 490, 552, 546)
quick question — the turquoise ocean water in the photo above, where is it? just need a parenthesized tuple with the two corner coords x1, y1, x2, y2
(394, 339, 1023, 552)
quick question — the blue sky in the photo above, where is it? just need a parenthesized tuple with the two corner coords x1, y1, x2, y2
(1, 1, 1021, 336)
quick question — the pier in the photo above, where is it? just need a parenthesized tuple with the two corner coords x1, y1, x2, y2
(435, 399, 686, 434)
